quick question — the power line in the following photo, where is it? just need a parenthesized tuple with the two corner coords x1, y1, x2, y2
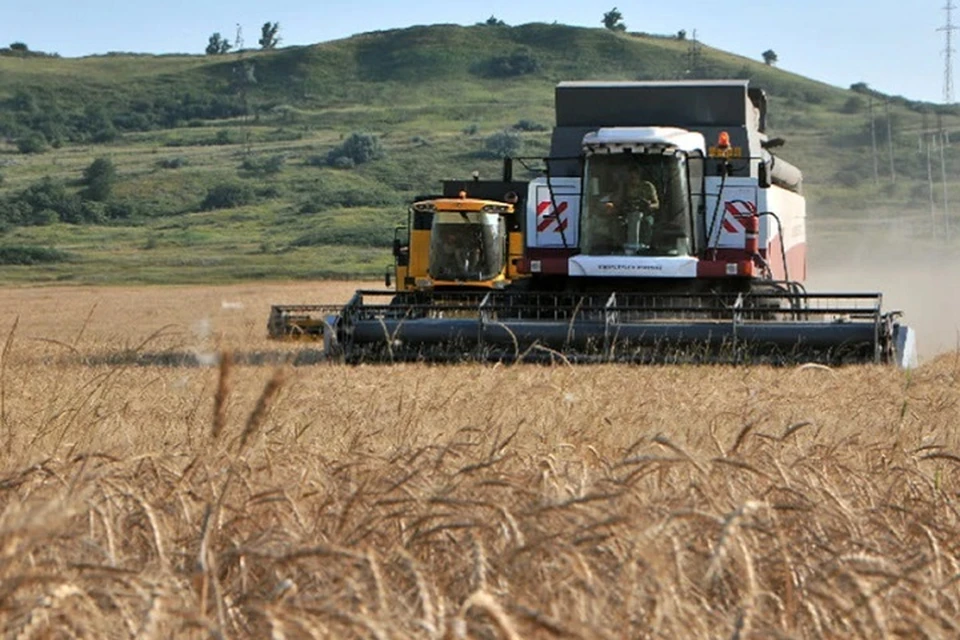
(940, 1, 958, 104)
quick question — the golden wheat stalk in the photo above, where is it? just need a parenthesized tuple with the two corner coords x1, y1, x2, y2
(211, 351, 233, 441)
(458, 591, 522, 640)
(236, 368, 286, 453)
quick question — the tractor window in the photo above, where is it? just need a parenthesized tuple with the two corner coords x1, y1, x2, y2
(429, 212, 505, 281)
(581, 153, 693, 257)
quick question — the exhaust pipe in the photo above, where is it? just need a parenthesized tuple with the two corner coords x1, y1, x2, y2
(502, 157, 513, 182)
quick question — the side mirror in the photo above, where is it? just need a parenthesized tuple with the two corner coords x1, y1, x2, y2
(762, 137, 785, 149)
(758, 161, 771, 189)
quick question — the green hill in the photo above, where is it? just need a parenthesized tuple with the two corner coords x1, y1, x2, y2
(0, 23, 955, 284)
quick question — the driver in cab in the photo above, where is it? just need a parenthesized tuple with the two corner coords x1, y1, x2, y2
(618, 171, 660, 217)
(599, 169, 660, 254)
(436, 228, 480, 279)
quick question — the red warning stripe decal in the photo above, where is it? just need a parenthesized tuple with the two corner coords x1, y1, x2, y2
(536, 200, 569, 232)
(721, 201, 757, 233)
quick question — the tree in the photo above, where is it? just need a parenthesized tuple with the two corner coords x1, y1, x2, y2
(9, 42, 28, 52)
(82, 157, 117, 202)
(677, 30, 687, 41)
(258, 22, 280, 49)
(602, 7, 626, 32)
(762, 49, 778, 66)
(206, 33, 232, 55)
(485, 15, 506, 26)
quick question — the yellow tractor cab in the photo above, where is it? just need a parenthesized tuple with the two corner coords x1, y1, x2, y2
(391, 193, 523, 292)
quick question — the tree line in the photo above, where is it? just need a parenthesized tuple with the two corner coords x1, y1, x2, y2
(206, 22, 281, 55)
(600, 7, 778, 67)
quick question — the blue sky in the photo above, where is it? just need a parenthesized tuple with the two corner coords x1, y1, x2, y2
(3, 1, 952, 103)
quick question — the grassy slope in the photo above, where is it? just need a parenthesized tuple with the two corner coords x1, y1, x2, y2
(0, 23, 957, 284)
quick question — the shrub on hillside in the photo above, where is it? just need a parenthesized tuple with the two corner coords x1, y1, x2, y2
(157, 157, 189, 169)
(16, 133, 47, 154)
(0, 245, 70, 265)
(90, 123, 119, 143)
(4, 178, 85, 224)
(201, 182, 255, 210)
(482, 130, 522, 158)
(512, 119, 548, 132)
(239, 154, 286, 176)
(104, 200, 144, 220)
(841, 96, 865, 114)
(479, 48, 540, 78)
(82, 157, 117, 202)
(20, 208, 57, 226)
(325, 132, 384, 168)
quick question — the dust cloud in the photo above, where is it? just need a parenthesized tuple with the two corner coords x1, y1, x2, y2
(807, 220, 960, 363)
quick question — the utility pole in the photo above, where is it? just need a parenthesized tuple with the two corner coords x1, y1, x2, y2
(885, 100, 896, 183)
(686, 29, 702, 77)
(234, 24, 244, 52)
(939, 112, 951, 241)
(941, 135, 951, 241)
(940, 1, 958, 104)
(869, 97, 880, 186)
(928, 133, 937, 238)
(924, 112, 938, 237)
(940, 3, 958, 242)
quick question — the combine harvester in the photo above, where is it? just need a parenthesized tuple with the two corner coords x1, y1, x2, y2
(270, 80, 917, 367)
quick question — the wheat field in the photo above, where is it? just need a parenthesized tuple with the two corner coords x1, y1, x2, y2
(0, 282, 958, 638)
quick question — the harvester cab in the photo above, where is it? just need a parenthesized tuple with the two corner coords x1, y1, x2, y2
(577, 127, 704, 269)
